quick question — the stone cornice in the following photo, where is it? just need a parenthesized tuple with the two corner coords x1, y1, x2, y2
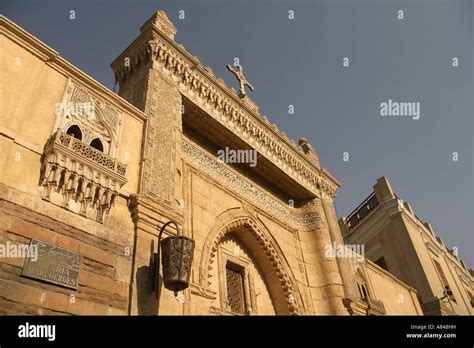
(0, 15, 147, 124)
(111, 17, 339, 198)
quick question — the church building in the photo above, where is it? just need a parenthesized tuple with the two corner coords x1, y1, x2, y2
(0, 11, 468, 316)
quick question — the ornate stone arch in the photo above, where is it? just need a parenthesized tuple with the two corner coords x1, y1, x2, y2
(199, 207, 304, 315)
(64, 121, 83, 138)
(92, 105, 116, 156)
(355, 266, 372, 300)
(53, 79, 123, 158)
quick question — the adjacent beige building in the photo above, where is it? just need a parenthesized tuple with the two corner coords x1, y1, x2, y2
(0, 11, 465, 316)
(340, 247, 423, 315)
(339, 177, 474, 315)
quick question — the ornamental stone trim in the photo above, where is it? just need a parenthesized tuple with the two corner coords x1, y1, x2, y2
(40, 130, 128, 223)
(199, 212, 303, 315)
(112, 27, 339, 198)
(52, 78, 126, 163)
(182, 139, 323, 231)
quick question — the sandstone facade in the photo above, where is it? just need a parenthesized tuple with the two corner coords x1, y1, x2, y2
(0, 11, 427, 316)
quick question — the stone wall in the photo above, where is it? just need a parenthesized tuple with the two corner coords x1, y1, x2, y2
(0, 187, 131, 315)
(0, 16, 145, 315)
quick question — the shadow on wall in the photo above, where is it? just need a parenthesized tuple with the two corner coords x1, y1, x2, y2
(136, 241, 162, 315)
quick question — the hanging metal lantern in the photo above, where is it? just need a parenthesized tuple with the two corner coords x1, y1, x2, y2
(160, 235, 195, 292)
(151, 220, 195, 299)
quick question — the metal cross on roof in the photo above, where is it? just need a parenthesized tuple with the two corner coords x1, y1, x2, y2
(226, 63, 254, 97)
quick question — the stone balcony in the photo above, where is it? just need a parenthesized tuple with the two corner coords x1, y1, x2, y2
(40, 130, 128, 222)
(343, 296, 386, 316)
(366, 297, 387, 316)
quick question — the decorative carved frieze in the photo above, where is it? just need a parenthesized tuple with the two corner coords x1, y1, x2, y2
(40, 130, 127, 223)
(182, 140, 323, 231)
(112, 31, 339, 199)
(54, 79, 124, 158)
(140, 69, 181, 204)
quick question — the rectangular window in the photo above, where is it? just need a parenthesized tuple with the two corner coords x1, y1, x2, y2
(226, 263, 245, 314)
(433, 259, 456, 302)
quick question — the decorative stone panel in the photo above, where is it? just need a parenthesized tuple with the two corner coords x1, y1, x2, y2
(40, 130, 128, 223)
(53, 79, 124, 158)
(182, 139, 323, 231)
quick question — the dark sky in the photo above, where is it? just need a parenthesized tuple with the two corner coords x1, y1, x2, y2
(2, 0, 472, 267)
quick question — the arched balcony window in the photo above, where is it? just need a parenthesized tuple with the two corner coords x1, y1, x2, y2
(90, 138, 104, 152)
(66, 125, 82, 140)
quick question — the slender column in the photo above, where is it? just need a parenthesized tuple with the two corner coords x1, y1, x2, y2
(320, 194, 362, 307)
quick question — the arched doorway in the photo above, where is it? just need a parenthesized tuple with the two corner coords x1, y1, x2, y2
(215, 234, 276, 315)
(199, 208, 303, 315)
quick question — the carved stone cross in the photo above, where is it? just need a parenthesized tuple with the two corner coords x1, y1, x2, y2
(226, 64, 254, 97)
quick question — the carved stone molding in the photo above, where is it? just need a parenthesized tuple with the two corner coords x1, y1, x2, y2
(199, 209, 304, 315)
(342, 298, 369, 316)
(111, 22, 339, 199)
(140, 69, 182, 204)
(367, 298, 387, 316)
(182, 140, 324, 231)
(189, 283, 217, 300)
(40, 130, 127, 223)
(218, 246, 257, 315)
(53, 79, 124, 158)
(128, 193, 184, 235)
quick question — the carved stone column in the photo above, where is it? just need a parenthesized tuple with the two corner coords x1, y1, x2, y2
(112, 11, 183, 209)
(140, 65, 182, 206)
(297, 197, 348, 315)
(320, 193, 362, 313)
(112, 12, 186, 314)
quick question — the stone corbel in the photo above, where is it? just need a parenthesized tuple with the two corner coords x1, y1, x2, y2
(40, 130, 127, 223)
(343, 297, 369, 316)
